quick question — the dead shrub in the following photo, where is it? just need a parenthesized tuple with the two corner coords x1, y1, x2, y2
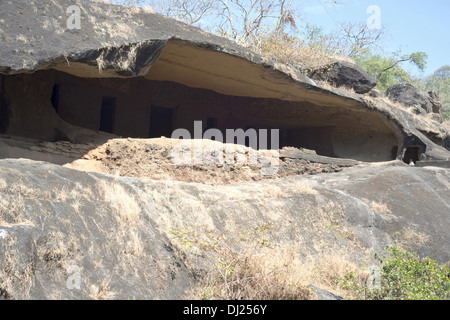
(249, 31, 335, 70)
(171, 223, 371, 300)
(89, 276, 117, 300)
(171, 224, 310, 300)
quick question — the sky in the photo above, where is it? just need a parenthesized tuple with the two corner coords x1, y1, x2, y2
(301, 0, 450, 77)
(110, 0, 449, 78)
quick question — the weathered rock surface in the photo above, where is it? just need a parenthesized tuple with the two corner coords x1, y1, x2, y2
(309, 285, 345, 300)
(0, 0, 450, 301)
(386, 84, 431, 112)
(305, 60, 378, 94)
(0, 135, 356, 185)
(386, 84, 444, 123)
(0, 0, 449, 163)
(428, 91, 444, 116)
(0, 158, 449, 299)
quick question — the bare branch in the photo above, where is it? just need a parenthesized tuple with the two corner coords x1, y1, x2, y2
(149, 0, 302, 43)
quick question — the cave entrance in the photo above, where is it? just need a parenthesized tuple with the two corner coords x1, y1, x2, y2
(50, 84, 60, 113)
(0, 70, 405, 163)
(403, 146, 422, 164)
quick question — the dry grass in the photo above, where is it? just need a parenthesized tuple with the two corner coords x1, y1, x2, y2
(333, 55, 357, 65)
(97, 180, 145, 276)
(370, 95, 406, 110)
(178, 226, 312, 300)
(373, 95, 450, 131)
(99, 181, 141, 228)
(88, 276, 117, 300)
(175, 220, 371, 300)
(264, 185, 285, 199)
(250, 32, 335, 70)
(364, 95, 446, 135)
(0, 234, 35, 299)
(55, 182, 96, 203)
(185, 241, 371, 300)
(443, 120, 450, 129)
(292, 180, 319, 195)
(394, 226, 430, 249)
(0, 178, 6, 190)
(370, 201, 391, 214)
(0, 177, 95, 228)
(36, 230, 81, 273)
(310, 201, 346, 232)
(315, 80, 357, 95)
(192, 248, 312, 300)
(0, 190, 36, 228)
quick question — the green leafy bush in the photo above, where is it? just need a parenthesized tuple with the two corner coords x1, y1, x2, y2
(368, 246, 450, 300)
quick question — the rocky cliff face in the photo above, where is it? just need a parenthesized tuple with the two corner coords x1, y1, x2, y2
(386, 84, 445, 123)
(0, 0, 449, 300)
(0, 159, 449, 299)
(0, 0, 449, 163)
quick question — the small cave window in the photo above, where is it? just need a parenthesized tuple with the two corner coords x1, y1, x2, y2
(205, 117, 218, 140)
(391, 146, 399, 160)
(50, 84, 60, 113)
(0, 93, 9, 134)
(403, 146, 421, 164)
(245, 125, 255, 148)
(149, 105, 173, 138)
(206, 117, 218, 130)
(100, 97, 117, 134)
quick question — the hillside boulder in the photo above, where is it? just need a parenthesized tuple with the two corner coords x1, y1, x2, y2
(1, 158, 450, 299)
(0, 0, 449, 163)
(428, 91, 443, 116)
(386, 84, 444, 123)
(305, 61, 378, 94)
(385, 84, 429, 111)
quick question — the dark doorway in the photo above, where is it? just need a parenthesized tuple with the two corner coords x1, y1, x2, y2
(99, 97, 116, 134)
(50, 84, 60, 113)
(245, 125, 255, 148)
(206, 117, 218, 130)
(149, 105, 173, 138)
(0, 76, 9, 133)
(391, 146, 399, 160)
(403, 146, 420, 164)
(205, 117, 218, 140)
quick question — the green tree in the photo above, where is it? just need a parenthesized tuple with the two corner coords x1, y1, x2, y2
(354, 50, 428, 92)
(110, 1, 434, 99)
(414, 65, 450, 119)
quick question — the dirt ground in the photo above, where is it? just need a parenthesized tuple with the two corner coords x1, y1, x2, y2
(0, 135, 355, 185)
(67, 138, 352, 185)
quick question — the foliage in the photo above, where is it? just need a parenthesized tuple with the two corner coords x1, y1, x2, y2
(372, 246, 450, 300)
(113, 0, 435, 98)
(355, 51, 428, 93)
(413, 65, 450, 119)
(338, 246, 450, 300)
